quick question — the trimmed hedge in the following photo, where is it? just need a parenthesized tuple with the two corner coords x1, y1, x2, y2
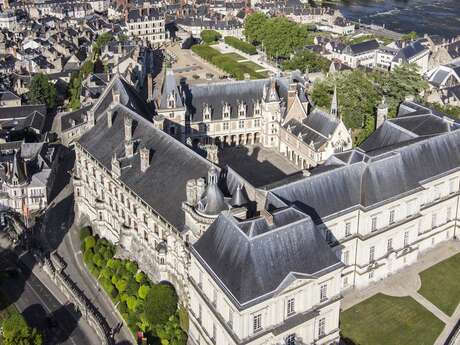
(200, 29, 221, 44)
(224, 36, 257, 55)
(191, 44, 264, 80)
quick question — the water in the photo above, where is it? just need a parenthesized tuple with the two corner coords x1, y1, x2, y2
(325, 0, 460, 38)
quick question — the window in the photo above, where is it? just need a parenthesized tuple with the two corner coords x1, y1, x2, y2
(223, 122, 229, 131)
(404, 231, 409, 247)
(212, 323, 216, 342)
(387, 238, 393, 252)
(431, 213, 437, 229)
(369, 270, 374, 279)
(449, 179, 457, 194)
(447, 207, 452, 222)
(254, 119, 260, 127)
(406, 199, 416, 217)
(253, 314, 262, 333)
(345, 222, 351, 237)
(198, 271, 203, 288)
(320, 284, 328, 302)
(342, 250, 349, 265)
(369, 246, 375, 263)
(212, 289, 217, 307)
(239, 120, 244, 129)
(389, 210, 395, 224)
(287, 298, 295, 316)
(228, 308, 233, 328)
(286, 334, 296, 345)
(371, 216, 377, 232)
(318, 317, 326, 338)
(198, 304, 202, 321)
(343, 276, 349, 287)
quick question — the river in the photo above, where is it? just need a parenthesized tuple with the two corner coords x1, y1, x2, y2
(322, 0, 460, 38)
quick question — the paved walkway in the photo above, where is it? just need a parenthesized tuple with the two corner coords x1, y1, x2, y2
(342, 240, 460, 345)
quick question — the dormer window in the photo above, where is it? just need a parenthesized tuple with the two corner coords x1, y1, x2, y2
(254, 100, 261, 116)
(238, 102, 246, 118)
(223, 103, 230, 119)
(167, 92, 175, 109)
(203, 104, 212, 121)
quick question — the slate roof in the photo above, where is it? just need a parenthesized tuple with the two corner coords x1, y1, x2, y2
(266, 102, 460, 222)
(181, 74, 308, 122)
(393, 41, 428, 62)
(0, 104, 46, 122)
(78, 103, 213, 231)
(345, 39, 379, 56)
(192, 207, 342, 307)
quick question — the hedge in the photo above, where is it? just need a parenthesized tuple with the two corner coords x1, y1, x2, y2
(79, 228, 182, 343)
(200, 29, 221, 44)
(224, 36, 257, 55)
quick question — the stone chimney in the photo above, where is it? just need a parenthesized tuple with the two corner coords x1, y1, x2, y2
(124, 115, 132, 142)
(287, 83, 297, 112)
(112, 88, 121, 104)
(196, 177, 206, 199)
(186, 179, 197, 205)
(140, 147, 150, 172)
(261, 209, 274, 226)
(111, 154, 121, 178)
(147, 73, 153, 102)
(205, 144, 219, 165)
(107, 107, 113, 128)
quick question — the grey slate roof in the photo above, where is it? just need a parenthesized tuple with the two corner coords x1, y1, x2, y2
(345, 39, 379, 56)
(267, 102, 460, 222)
(78, 103, 213, 231)
(192, 207, 342, 307)
(159, 69, 183, 109)
(393, 41, 428, 62)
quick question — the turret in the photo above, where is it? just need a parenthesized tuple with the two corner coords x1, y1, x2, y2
(376, 96, 388, 129)
(330, 85, 338, 119)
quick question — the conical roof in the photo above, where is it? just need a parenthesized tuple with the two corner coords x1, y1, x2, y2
(231, 185, 248, 207)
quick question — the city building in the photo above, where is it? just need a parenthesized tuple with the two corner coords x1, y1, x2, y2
(126, 8, 167, 45)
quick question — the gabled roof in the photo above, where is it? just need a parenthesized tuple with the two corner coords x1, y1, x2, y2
(192, 208, 342, 307)
(267, 102, 460, 222)
(78, 103, 212, 231)
(393, 41, 428, 62)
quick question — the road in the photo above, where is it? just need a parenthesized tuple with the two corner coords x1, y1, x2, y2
(0, 251, 97, 345)
(37, 148, 134, 344)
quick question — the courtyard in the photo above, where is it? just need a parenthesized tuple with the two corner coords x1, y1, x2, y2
(340, 241, 460, 345)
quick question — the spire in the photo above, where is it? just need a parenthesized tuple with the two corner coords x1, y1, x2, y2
(376, 95, 388, 129)
(7, 151, 27, 185)
(330, 85, 338, 119)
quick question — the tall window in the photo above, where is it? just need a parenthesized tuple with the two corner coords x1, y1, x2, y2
(342, 250, 349, 265)
(228, 308, 233, 328)
(403, 231, 409, 247)
(212, 324, 216, 342)
(287, 297, 295, 316)
(212, 289, 217, 307)
(223, 122, 229, 131)
(369, 246, 375, 263)
(431, 213, 437, 229)
(387, 238, 393, 252)
(286, 334, 296, 345)
(320, 284, 328, 302)
(389, 210, 395, 224)
(371, 216, 377, 232)
(253, 314, 262, 333)
(447, 207, 452, 222)
(198, 303, 202, 321)
(318, 317, 326, 338)
(239, 120, 244, 129)
(345, 222, 351, 237)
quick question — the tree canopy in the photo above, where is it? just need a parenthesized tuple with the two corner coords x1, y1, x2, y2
(28, 73, 57, 109)
(200, 30, 221, 44)
(310, 64, 428, 145)
(144, 284, 178, 329)
(244, 13, 314, 59)
(2, 312, 43, 345)
(281, 50, 330, 73)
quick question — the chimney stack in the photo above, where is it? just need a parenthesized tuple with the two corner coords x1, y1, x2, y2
(140, 147, 150, 172)
(112, 88, 121, 104)
(124, 115, 132, 142)
(287, 83, 297, 112)
(147, 73, 153, 102)
(107, 108, 113, 128)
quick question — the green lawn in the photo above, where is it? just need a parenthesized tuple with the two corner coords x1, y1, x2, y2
(341, 293, 444, 345)
(0, 289, 20, 344)
(418, 252, 460, 316)
(223, 52, 245, 61)
(239, 60, 264, 71)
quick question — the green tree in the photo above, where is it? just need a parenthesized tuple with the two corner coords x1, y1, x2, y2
(138, 284, 150, 300)
(144, 284, 178, 329)
(402, 31, 417, 41)
(281, 50, 331, 73)
(84, 236, 96, 251)
(243, 12, 268, 45)
(79, 227, 92, 241)
(2, 312, 43, 345)
(200, 30, 221, 44)
(156, 314, 187, 345)
(28, 74, 57, 109)
(115, 279, 128, 293)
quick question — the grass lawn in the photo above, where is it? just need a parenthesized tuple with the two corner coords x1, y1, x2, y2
(418, 252, 460, 316)
(239, 60, 264, 71)
(223, 52, 245, 61)
(0, 289, 20, 344)
(341, 293, 444, 345)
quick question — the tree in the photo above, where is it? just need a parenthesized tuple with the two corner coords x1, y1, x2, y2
(80, 227, 92, 241)
(144, 284, 178, 329)
(200, 30, 221, 44)
(84, 236, 96, 251)
(402, 31, 417, 41)
(115, 278, 128, 293)
(138, 284, 150, 300)
(243, 12, 268, 46)
(156, 314, 187, 345)
(28, 74, 57, 109)
(282, 50, 331, 73)
(2, 312, 43, 345)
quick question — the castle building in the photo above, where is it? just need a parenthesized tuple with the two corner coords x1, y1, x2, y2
(72, 73, 460, 345)
(156, 69, 352, 169)
(125, 8, 167, 45)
